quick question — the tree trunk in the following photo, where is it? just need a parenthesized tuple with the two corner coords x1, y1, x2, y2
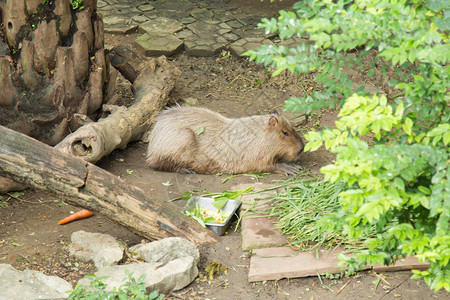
(55, 51, 181, 163)
(0, 0, 114, 145)
(0, 125, 218, 245)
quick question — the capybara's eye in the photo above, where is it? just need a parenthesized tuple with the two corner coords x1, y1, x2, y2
(282, 130, 289, 136)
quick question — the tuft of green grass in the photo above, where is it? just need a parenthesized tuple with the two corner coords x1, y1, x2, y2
(268, 180, 373, 251)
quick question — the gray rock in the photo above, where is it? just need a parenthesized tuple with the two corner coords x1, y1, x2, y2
(78, 258, 197, 295)
(135, 33, 183, 56)
(78, 238, 200, 294)
(140, 17, 184, 35)
(69, 230, 124, 269)
(130, 237, 200, 265)
(0, 264, 72, 300)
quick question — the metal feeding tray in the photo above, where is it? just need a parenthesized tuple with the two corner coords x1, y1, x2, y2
(183, 197, 242, 236)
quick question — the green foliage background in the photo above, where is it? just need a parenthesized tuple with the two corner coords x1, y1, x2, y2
(246, 0, 449, 291)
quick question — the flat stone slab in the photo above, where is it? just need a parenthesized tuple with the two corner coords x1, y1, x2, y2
(373, 256, 430, 272)
(132, 15, 149, 24)
(184, 33, 228, 57)
(139, 17, 183, 35)
(137, 3, 154, 12)
(249, 247, 430, 282)
(0, 264, 72, 300)
(230, 37, 274, 57)
(135, 33, 183, 56)
(190, 8, 214, 20)
(187, 20, 219, 34)
(236, 184, 286, 251)
(102, 15, 138, 34)
(277, 36, 310, 49)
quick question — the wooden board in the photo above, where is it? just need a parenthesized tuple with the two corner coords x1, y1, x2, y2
(249, 247, 430, 282)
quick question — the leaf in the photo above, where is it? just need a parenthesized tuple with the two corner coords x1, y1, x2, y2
(212, 197, 229, 210)
(12, 242, 21, 247)
(205, 261, 227, 281)
(426, 0, 449, 12)
(196, 126, 205, 136)
(402, 117, 413, 135)
(213, 186, 253, 210)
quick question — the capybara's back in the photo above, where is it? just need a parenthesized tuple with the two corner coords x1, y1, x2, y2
(146, 106, 304, 174)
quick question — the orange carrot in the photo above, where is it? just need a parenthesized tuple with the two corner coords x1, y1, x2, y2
(57, 209, 94, 225)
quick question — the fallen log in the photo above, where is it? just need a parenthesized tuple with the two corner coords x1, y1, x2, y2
(0, 125, 218, 245)
(55, 51, 181, 163)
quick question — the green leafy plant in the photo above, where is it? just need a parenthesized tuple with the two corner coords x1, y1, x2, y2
(309, 94, 449, 290)
(70, 0, 84, 10)
(68, 270, 164, 299)
(212, 186, 253, 209)
(248, 0, 449, 291)
(43, 0, 84, 10)
(246, 0, 449, 125)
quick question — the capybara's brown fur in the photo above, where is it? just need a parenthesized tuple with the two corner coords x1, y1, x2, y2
(146, 107, 304, 174)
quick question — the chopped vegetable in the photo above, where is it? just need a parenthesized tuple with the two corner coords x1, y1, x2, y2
(212, 186, 253, 210)
(184, 203, 229, 227)
(57, 209, 94, 225)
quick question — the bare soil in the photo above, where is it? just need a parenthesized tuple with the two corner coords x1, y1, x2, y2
(1, 2, 449, 299)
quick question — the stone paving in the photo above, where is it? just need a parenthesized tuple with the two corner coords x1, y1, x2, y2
(98, 0, 282, 57)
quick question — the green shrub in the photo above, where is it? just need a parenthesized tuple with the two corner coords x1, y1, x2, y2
(246, 0, 449, 291)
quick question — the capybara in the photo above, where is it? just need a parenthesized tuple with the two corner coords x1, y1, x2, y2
(146, 107, 304, 174)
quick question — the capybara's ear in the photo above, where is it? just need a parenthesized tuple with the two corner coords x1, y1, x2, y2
(270, 109, 279, 115)
(268, 115, 279, 127)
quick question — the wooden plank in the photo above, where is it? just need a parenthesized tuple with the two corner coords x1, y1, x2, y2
(249, 247, 430, 282)
(373, 256, 429, 272)
(248, 247, 350, 282)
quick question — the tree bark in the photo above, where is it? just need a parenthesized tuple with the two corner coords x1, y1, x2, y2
(55, 52, 180, 163)
(0, 0, 114, 145)
(0, 125, 218, 245)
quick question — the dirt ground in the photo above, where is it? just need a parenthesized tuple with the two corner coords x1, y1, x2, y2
(1, 1, 449, 300)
